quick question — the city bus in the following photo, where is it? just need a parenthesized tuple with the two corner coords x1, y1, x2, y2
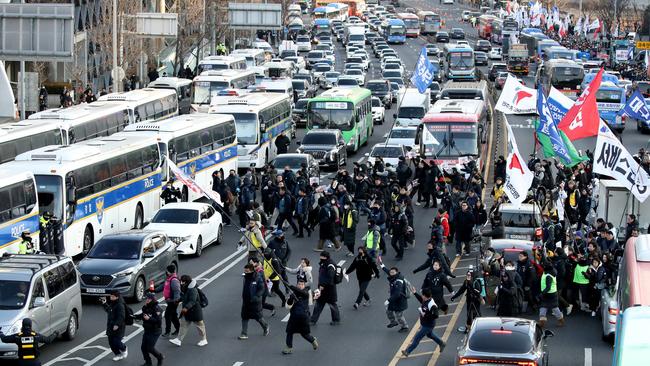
(2, 135, 163, 256)
(417, 11, 441, 35)
(0, 120, 66, 164)
(415, 99, 488, 172)
(306, 87, 373, 152)
(397, 13, 420, 37)
(315, 0, 366, 17)
(596, 81, 627, 132)
(383, 19, 406, 44)
(490, 18, 519, 44)
(313, 19, 332, 37)
(190, 69, 257, 113)
(209, 92, 293, 168)
(314, 6, 340, 20)
(197, 55, 247, 74)
(613, 306, 650, 366)
(478, 14, 497, 40)
(230, 49, 266, 68)
(446, 45, 476, 81)
(97, 88, 179, 123)
(148, 77, 192, 114)
(520, 31, 549, 60)
(0, 170, 39, 255)
(536, 59, 584, 99)
(118, 114, 238, 202)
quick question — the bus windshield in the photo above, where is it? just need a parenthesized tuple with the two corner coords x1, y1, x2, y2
(403, 19, 418, 28)
(309, 101, 354, 131)
(389, 26, 405, 36)
(198, 64, 228, 73)
(423, 123, 478, 157)
(448, 52, 474, 68)
(230, 113, 259, 144)
(34, 175, 63, 220)
(550, 67, 583, 87)
(596, 89, 623, 103)
(192, 81, 229, 104)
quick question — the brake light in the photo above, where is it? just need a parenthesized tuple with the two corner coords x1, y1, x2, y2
(535, 228, 542, 237)
(608, 307, 619, 315)
(491, 329, 512, 334)
(459, 358, 536, 366)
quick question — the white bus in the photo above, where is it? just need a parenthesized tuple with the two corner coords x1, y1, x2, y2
(148, 77, 192, 115)
(197, 55, 247, 74)
(2, 135, 163, 256)
(0, 119, 65, 164)
(230, 49, 266, 68)
(190, 69, 257, 112)
(97, 88, 179, 123)
(0, 170, 39, 255)
(209, 92, 293, 169)
(117, 114, 238, 202)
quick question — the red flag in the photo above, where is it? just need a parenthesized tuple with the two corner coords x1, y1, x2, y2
(557, 68, 603, 140)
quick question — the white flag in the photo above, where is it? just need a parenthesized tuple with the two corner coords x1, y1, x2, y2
(167, 160, 223, 205)
(593, 122, 650, 202)
(495, 75, 538, 114)
(504, 121, 533, 206)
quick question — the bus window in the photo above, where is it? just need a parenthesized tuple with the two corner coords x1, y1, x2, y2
(211, 125, 225, 147)
(10, 184, 26, 218)
(187, 131, 202, 157)
(0, 188, 11, 223)
(126, 149, 145, 178)
(109, 156, 128, 185)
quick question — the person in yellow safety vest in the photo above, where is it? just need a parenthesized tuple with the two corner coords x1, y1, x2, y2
(263, 248, 287, 307)
(571, 254, 590, 312)
(18, 230, 35, 254)
(239, 219, 267, 260)
(538, 263, 564, 328)
(0, 318, 58, 366)
(341, 202, 359, 257)
(362, 219, 381, 261)
(216, 43, 227, 56)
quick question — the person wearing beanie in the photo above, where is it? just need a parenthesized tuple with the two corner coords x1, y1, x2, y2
(101, 290, 128, 361)
(162, 265, 181, 337)
(538, 263, 565, 328)
(135, 292, 164, 365)
(0, 318, 58, 365)
(169, 275, 207, 347)
(310, 251, 341, 325)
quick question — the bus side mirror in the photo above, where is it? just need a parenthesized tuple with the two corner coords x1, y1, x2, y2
(67, 187, 76, 204)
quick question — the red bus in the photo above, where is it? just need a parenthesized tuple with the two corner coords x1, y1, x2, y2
(478, 14, 497, 40)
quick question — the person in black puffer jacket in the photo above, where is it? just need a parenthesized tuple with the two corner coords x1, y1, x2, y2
(102, 290, 128, 361)
(135, 293, 164, 366)
(346, 246, 380, 309)
(283, 279, 319, 354)
(169, 275, 207, 347)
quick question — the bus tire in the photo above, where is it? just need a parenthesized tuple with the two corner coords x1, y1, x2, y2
(182, 186, 189, 202)
(82, 225, 94, 255)
(134, 204, 144, 229)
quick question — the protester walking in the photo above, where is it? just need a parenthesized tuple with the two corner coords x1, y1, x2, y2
(135, 293, 164, 365)
(169, 275, 207, 347)
(379, 258, 409, 333)
(310, 251, 341, 325)
(283, 279, 319, 354)
(239, 264, 270, 339)
(162, 265, 181, 338)
(450, 270, 483, 333)
(346, 246, 380, 309)
(101, 291, 128, 361)
(401, 288, 446, 357)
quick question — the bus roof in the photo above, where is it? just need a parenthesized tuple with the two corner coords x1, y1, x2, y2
(199, 55, 246, 64)
(312, 87, 371, 103)
(194, 69, 255, 81)
(397, 12, 418, 19)
(521, 27, 544, 34)
(97, 88, 176, 103)
(148, 77, 192, 88)
(231, 48, 265, 57)
(421, 113, 480, 123)
(430, 99, 485, 116)
(314, 18, 331, 25)
(209, 92, 290, 111)
(0, 168, 34, 187)
(0, 119, 62, 139)
(544, 59, 580, 68)
(122, 113, 234, 135)
(387, 19, 405, 26)
(28, 101, 127, 121)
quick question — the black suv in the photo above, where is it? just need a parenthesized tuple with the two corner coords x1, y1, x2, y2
(297, 130, 347, 169)
(366, 79, 393, 108)
(450, 28, 465, 39)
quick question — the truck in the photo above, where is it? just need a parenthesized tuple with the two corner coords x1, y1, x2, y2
(507, 44, 529, 75)
(345, 25, 366, 46)
(597, 179, 650, 241)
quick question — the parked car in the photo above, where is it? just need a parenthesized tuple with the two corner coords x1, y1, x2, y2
(77, 231, 179, 302)
(456, 317, 553, 365)
(0, 254, 82, 359)
(297, 129, 347, 169)
(436, 31, 450, 43)
(146, 202, 223, 257)
(371, 96, 385, 124)
(365, 143, 406, 167)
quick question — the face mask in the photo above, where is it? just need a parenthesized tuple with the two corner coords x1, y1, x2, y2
(344, 205, 350, 209)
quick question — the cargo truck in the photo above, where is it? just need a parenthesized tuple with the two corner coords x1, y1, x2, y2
(507, 44, 529, 75)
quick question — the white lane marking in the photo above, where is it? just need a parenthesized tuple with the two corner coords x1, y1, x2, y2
(44, 247, 246, 366)
(233, 362, 245, 366)
(337, 260, 347, 266)
(584, 348, 592, 366)
(282, 313, 291, 322)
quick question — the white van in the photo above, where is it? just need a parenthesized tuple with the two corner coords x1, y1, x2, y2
(395, 88, 431, 126)
(258, 77, 294, 98)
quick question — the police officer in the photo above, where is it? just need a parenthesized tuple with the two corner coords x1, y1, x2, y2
(18, 230, 35, 254)
(0, 318, 58, 365)
(160, 180, 181, 205)
(39, 212, 53, 254)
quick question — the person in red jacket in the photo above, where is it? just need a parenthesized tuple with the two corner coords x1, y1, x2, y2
(437, 208, 450, 241)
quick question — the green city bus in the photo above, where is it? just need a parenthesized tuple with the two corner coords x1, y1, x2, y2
(306, 87, 373, 152)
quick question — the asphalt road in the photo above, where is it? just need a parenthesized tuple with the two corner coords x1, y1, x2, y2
(34, 2, 618, 366)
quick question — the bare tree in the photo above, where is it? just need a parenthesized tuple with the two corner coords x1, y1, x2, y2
(591, 0, 632, 25)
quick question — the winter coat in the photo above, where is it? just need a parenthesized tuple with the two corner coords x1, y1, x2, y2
(317, 258, 338, 303)
(341, 208, 359, 246)
(383, 267, 408, 312)
(496, 272, 517, 316)
(422, 268, 453, 297)
(346, 254, 379, 282)
(180, 280, 203, 322)
(135, 301, 163, 334)
(286, 265, 313, 288)
(454, 209, 476, 241)
(241, 272, 265, 320)
(286, 285, 311, 334)
(103, 297, 126, 337)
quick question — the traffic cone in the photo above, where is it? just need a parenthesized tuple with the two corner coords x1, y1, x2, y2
(149, 280, 155, 293)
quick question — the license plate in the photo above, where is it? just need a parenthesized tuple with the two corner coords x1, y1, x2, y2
(509, 234, 529, 240)
(86, 288, 106, 294)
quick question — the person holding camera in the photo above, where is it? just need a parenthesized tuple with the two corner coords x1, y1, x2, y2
(134, 292, 164, 365)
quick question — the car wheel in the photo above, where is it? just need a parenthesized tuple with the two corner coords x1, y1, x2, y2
(63, 311, 78, 341)
(82, 225, 94, 255)
(216, 225, 223, 245)
(133, 276, 145, 302)
(195, 236, 203, 257)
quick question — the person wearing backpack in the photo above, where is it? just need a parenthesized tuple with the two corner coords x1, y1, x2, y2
(450, 270, 483, 333)
(169, 275, 207, 347)
(379, 258, 409, 333)
(401, 288, 446, 358)
(276, 187, 299, 235)
(101, 290, 128, 361)
(310, 251, 341, 325)
(134, 292, 164, 366)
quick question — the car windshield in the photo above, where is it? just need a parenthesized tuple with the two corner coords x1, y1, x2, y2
(88, 237, 141, 260)
(385, 63, 400, 69)
(152, 208, 199, 224)
(372, 98, 381, 107)
(297, 36, 310, 42)
(383, 71, 401, 78)
(423, 123, 479, 157)
(230, 113, 259, 145)
(325, 72, 340, 79)
(308, 102, 354, 132)
(292, 81, 306, 90)
(303, 133, 337, 145)
(295, 99, 308, 109)
(438, 32, 448, 36)
(347, 70, 362, 75)
(448, 51, 474, 68)
(501, 211, 539, 227)
(274, 156, 307, 169)
(371, 146, 402, 158)
(307, 51, 324, 59)
(398, 107, 425, 119)
(192, 81, 229, 104)
(315, 65, 331, 72)
(596, 90, 623, 103)
(0, 280, 31, 309)
(469, 329, 534, 354)
(339, 78, 358, 85)
(367, 82, 388, 92)
(390, 129, 416, 139)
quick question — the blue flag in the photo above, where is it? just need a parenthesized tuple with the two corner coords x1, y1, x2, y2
(536, 84, 572, 164)
(410, 47, 436, 94)
(619, 89, 650, 122)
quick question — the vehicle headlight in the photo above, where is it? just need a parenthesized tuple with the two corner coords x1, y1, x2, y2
(169, 235, 192, 245)
(114, 269, 134, 278)
(250, 151, 258, 158)
(7, 321, 22, 335)
(329, 150, 337, 159)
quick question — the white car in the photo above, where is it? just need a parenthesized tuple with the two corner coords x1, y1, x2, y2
(146, 202, 223, 256)
(371, 97, 385, 124)
(284, 56, 306, 70)
(353, 51, 370, 69)
(385, 126, 417, 150)
(489, 47, 502, 60)
(382, 61, 404, 74)
(323, 50, 336, 65)
(296, 36, 312, 52)
(312, 63, 333, 80)
(337, 76, 361, 88)
(365, 143, 407, 167)
(345, 69, 366, 85)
